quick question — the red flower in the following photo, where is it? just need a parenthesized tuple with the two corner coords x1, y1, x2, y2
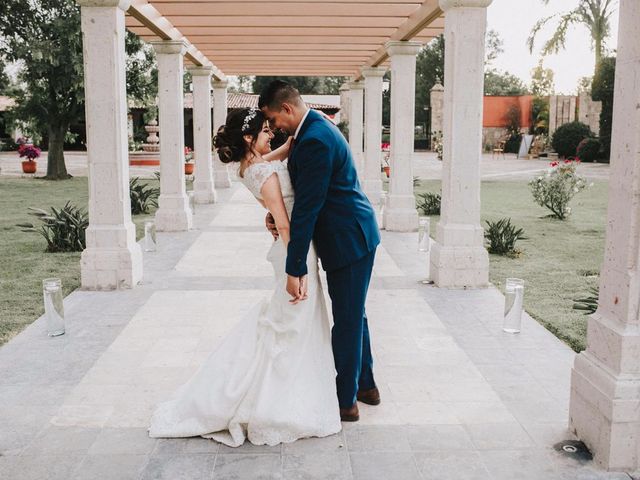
(550, 161, 559, 167)
(564, 159, 572, 164)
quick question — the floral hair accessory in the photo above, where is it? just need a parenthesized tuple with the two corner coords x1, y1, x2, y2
(242, 108, 259, 132)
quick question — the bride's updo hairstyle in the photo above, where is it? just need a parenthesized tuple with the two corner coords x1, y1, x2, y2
(213, 108, 266, 164)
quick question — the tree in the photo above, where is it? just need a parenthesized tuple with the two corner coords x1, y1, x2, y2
(0, 0, 153, 179)
(484, 70, 529, 96)
(592, 56, 615, 160)
(415, 35, 445, 134)
(528, 0, 616, 69)
(485, 29, 505, 68)
(530, 60, 555, 96)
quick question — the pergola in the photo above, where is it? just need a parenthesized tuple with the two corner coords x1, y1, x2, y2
(76, 0, 640, 472)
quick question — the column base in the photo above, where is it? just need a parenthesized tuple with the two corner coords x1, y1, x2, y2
(80, 223, 143, 290)
(429, 242, 489, 288)
(214, 169, 232, 188)
(384, 207, 418, 232)
(570, 332, 640, 471)
(155, 193, 193, 231)
(193, 180, 217, 204)
(362, 178, 383, 206)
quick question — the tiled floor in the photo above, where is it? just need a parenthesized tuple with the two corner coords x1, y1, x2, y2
(0, 182, 631, 479)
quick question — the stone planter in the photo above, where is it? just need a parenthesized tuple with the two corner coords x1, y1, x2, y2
(184, 163, 194, 175)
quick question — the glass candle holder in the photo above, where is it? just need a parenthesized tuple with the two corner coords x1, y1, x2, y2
(503, 278, 525, 333)
(144, 221, 157, 252)
(42, 278, 65, 337)
(418, 216, 430, 252)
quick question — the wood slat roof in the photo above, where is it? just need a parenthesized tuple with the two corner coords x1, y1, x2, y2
(125, 0, 444, 80)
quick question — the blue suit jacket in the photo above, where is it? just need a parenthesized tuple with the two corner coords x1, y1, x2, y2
(286, 109, 380, 276)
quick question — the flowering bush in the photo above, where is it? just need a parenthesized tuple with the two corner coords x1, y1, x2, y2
(431, 131, 443, 161)
(529, 160, 588, 220)
(18, 143, 41, 161)
(184, 146, 193, 163)
(381, 142, 390, 169)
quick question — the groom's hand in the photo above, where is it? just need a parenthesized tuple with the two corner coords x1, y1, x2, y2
(287, 275, 308, 304)
(265, 212, 279, 240)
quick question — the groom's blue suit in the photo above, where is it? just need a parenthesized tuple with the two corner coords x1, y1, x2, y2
(286, 109, 380, 409)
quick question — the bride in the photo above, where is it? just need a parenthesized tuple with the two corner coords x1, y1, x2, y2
(148, 108, 342, 447)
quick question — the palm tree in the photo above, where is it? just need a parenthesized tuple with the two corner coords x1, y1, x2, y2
(527, 0, 616, 68)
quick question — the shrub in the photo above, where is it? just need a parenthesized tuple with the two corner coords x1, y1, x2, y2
(416, 192, 441, 215)
(17, 202, 88, 252)
(130, 177, 159, 215)
(592, 57, 615, 161)
(529, 160, 588, 220)
(576, 138, 601, 163)
(484, 218, 527, 256)
(551, 121, 593, 158)
(573, 286, 599, 315)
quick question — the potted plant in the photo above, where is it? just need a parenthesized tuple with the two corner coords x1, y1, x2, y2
(184, 146, 194, 175)
(18, 139, 41, 174)
(381, 142, 390, 177)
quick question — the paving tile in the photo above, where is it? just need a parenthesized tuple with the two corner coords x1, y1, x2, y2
(71, 454, 149, 480)
(218, 441, 282, 455)
(345, 425, 411, 452)
(283, 452, 351, 480)
(414, 450, 493, 480)
(1, 454, 84, 480)
(405, 425, 474, 451)
(22, 426, 102, 456)
(214, 454, 282, 480)
(479, 449, 564, 480)
(87, 427, 157, 455)
(349, 452, 421, 480)
(140, 454, 216, 480)
(465, 423, 536, 450)
(282, 432, 346, 455)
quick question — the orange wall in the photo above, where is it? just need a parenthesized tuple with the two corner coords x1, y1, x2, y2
(483, 95, 534, 128)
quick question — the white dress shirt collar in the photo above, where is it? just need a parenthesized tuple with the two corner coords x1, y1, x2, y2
(294, 108, 311, 140)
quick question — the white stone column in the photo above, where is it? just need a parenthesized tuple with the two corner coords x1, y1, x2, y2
(383, 41, 421, 232)
(569, 0, 640, 471)
(78, 0, 142, 290)
(430, 81, 444, 137)
(212, 79, 232, 188)
(151, 40, 192, 232)
(339, 83, 350, 126)
(188, 65, 216, 204)
(348, 81, 365, 178)
(361, 67, 386, 206)
(429, 0, 491, 288)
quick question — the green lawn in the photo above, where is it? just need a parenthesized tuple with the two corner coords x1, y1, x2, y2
(1, 176, 607, 352)
(414, 179, 608, 352)
(0, 176, 157, 345)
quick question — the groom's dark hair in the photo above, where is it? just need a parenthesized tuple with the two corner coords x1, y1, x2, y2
(258, 80, 303, 111)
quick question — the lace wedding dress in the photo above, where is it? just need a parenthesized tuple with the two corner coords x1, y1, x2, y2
(148, 160, 341, 447)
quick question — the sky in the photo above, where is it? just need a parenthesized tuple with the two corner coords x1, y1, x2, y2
(486, 0, 619, 94)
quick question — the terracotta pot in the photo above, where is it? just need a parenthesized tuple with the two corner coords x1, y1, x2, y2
(383, 166, 390, 178)
(21, 160, 37, 174)
(184, 163, 194, 175)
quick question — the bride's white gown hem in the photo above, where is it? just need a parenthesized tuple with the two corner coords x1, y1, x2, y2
(148, 160, 342, 447)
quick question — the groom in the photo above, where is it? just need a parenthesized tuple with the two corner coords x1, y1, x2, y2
(259, 80, 380, 422)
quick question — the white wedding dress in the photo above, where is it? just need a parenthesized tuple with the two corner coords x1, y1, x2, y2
(148, 160, 341, 447)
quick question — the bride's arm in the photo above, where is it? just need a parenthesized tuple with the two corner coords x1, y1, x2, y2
(263, 136, 293, 162)
(260, 173, 290, 246)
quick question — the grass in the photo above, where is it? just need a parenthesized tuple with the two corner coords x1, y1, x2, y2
(0, 176, 158, 346)
(414, 179, 608, 352)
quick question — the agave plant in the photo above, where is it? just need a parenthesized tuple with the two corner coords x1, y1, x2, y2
(416, 192, 441, 216)
(17, 202, 88, 253)
(130, 176, 159, 215)
(573, 286, 599, 315)
(484, 218, 528, 256)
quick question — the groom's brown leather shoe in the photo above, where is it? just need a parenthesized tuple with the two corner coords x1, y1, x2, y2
(340, 403, 359, 422)
(357, 387, 381, 406)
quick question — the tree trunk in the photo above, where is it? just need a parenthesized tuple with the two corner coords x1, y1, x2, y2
(45, 123, 71, 180)
(594, 35, 603, 69)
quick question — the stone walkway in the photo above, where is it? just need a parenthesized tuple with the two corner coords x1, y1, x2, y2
(0, 182, 631, 480)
